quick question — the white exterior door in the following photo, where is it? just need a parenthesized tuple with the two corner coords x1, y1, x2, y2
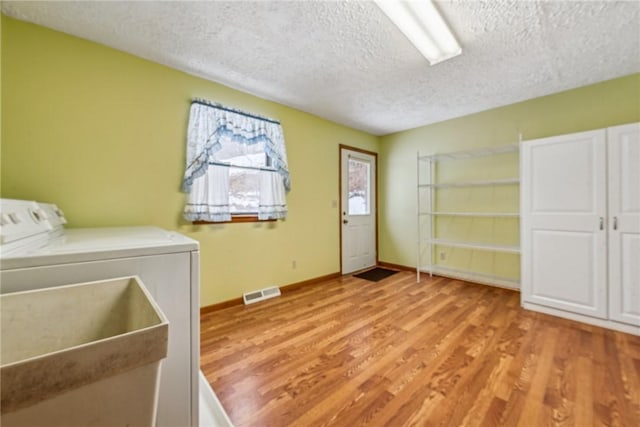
(608, 123, 640, 326)
(341, 148, 376, 274)
(521, 129, 608, 319)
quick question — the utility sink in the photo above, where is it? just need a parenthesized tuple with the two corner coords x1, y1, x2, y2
(1, 276, 169, 427)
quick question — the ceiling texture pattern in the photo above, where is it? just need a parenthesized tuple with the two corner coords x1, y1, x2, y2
(3, 0, 639, 135)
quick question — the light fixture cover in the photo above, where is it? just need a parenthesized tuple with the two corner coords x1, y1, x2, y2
(375, 0, 462, 65)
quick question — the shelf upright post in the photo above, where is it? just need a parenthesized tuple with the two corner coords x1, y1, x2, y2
(429, 155, 435, 279)
(416, 151, 421, 283)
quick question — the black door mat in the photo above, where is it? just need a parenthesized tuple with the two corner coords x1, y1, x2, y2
(353, 267, 398, 282)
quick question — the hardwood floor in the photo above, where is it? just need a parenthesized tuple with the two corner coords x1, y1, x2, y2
(200, 272, 640, 427)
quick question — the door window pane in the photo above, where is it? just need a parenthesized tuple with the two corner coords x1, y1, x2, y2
(348, 158, 370, 215)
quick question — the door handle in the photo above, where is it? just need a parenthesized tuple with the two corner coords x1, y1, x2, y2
(599, 217, 604, 230)
(613, 216, 618, 230)
(343, 219, 349, 224)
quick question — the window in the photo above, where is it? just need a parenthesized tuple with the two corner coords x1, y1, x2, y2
(214, 137, 270, 215)
(348, 158, 371, 215)
(181, 99, 290, 223)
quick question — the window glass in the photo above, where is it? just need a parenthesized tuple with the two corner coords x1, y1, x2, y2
(214, 136, 269, 215)
(348, 158, 370, 215)
(215, 137, 267, 168)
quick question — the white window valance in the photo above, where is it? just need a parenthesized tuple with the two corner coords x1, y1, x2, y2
(181, 99, 290, 222)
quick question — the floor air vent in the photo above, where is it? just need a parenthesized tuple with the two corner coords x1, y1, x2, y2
(243, 286, 281, 305)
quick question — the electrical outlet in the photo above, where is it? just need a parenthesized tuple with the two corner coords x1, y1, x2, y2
(292, 260, 297, 269)
(439, 252, 446, 261)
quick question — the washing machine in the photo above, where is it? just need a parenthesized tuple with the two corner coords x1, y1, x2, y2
(0, 198, 232, 427)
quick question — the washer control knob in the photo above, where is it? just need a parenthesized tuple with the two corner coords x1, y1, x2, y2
(55, 208, 67, 223)
(30, 209, 43, 223)
(0, 213, 12, 226)
(8, 213, 21, 224)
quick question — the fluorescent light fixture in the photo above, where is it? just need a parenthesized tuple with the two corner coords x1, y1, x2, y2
(374, 0, 462, 65)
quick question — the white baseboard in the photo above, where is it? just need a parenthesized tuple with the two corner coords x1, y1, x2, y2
(522, 302, 640, 336)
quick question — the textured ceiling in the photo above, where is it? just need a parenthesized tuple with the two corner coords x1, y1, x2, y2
(3, 1, 639, 135)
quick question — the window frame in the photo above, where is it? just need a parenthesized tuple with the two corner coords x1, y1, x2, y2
(196, 138, 276, 224)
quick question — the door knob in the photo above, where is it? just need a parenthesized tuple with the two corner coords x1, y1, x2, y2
(343, 219, 349, 224)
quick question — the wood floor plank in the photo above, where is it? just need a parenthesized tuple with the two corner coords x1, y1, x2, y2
(574, 356, 594, 427)
(201, 272, 640, 426)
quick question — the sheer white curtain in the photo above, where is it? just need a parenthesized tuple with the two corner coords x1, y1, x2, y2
(258, 170, 287, 220)
(183, 165, 231, 222)
(181, 99, 290, 222)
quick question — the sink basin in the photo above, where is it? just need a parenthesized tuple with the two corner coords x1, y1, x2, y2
(1, 276, 168, 426)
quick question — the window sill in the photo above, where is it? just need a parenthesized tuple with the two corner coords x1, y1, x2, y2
(193, 215, 276, 225)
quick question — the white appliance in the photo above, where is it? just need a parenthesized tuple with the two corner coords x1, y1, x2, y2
(0, 199, 233, 426)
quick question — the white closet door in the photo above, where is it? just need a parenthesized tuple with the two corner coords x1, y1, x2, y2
(608, 123, 640, 326)
(521, 129, 607, 318)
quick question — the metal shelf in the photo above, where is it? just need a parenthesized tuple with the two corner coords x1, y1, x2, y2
(419, 144, 519, 162)
(425, 238, 521, 254)
(416, 143, 522, 287)
(419, 212, 520, 218)
(418, 178, 519, 188)
(418, 265, 520, 290)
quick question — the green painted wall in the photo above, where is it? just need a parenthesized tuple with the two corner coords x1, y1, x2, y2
(379, 73, 640, 283)
(0, 16, 379, 306)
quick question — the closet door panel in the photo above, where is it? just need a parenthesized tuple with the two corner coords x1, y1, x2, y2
(531, 230, 600, 308)
(608, 123, 640, 326)
(521, 129, 607, 319)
